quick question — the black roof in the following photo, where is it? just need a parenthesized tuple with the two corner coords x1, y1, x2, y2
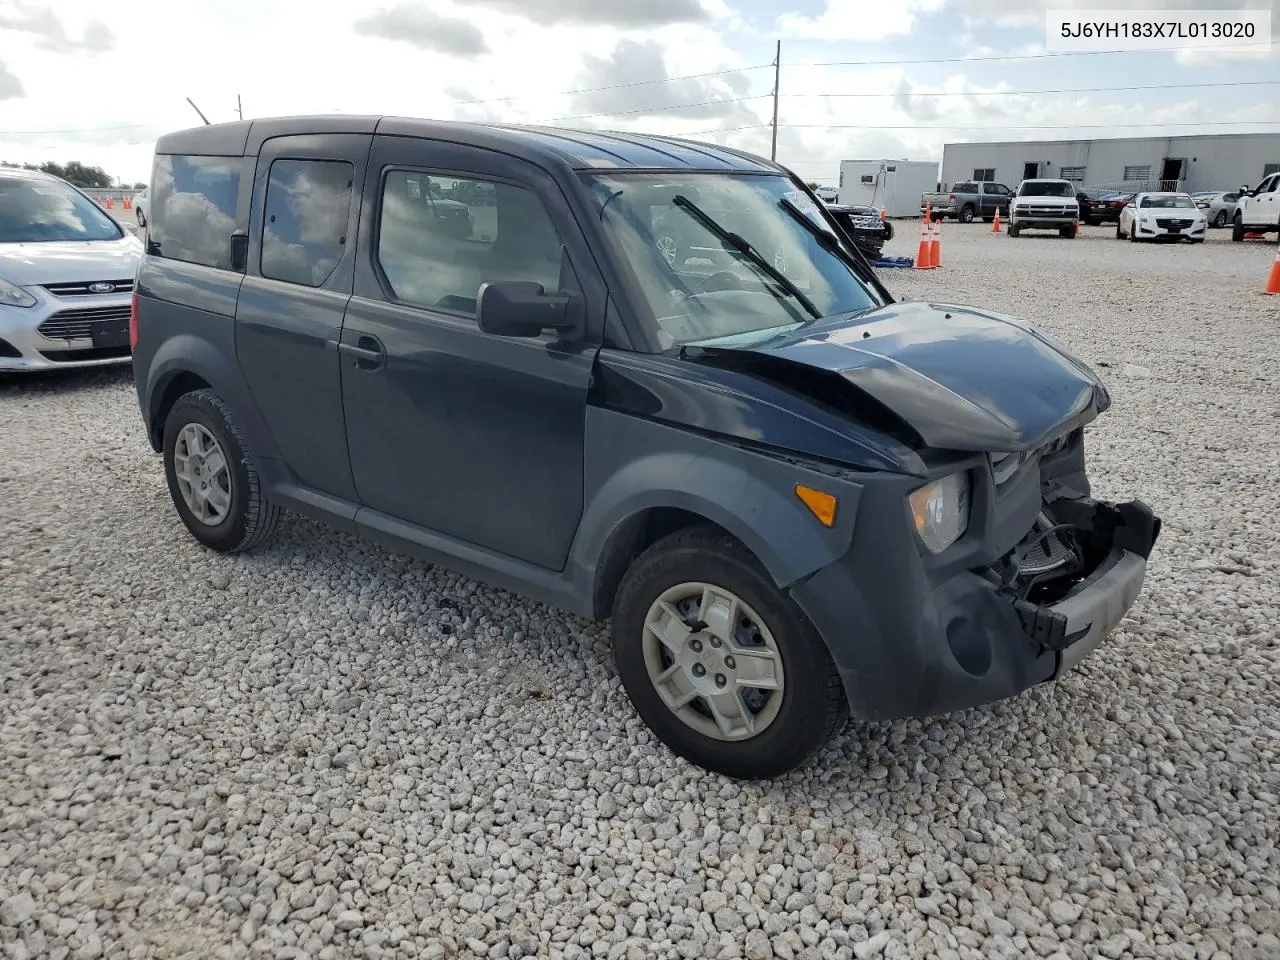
(155, 115, 783, 174)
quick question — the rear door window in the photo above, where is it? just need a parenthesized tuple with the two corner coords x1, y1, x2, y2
(149, 154, 246, 268)
(259, 159, 354, 287)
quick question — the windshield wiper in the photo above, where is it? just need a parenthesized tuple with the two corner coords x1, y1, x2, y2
(671, 194, 820, 321)
(778, 197, 869, 276)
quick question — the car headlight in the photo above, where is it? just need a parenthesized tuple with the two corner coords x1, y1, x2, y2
(907, 472, 971, 554)
(0, 278, 37, 308)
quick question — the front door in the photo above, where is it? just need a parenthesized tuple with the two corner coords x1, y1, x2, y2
(340, 136, 602, 571)
(235, 133, 371, 501)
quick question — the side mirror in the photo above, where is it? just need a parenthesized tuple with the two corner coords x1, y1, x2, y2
(477, 280, 577, 338)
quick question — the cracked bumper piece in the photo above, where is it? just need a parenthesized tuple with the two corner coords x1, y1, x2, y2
(790, 498, 1161, 723)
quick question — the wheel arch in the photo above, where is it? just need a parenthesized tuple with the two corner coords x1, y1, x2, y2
(575, 411, 864, 620)
(142, 333, 278, 460)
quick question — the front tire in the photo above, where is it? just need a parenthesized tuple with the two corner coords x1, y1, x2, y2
(611, 525, 847, 779)
(162, 389, 281, 553)
(1115, 221, 1124, 239)
(1008, 222, 1021, 237)
(136, 209, 146, 227)
(1060, 224, 1078, 239)
(1232, 213, 1244, 242)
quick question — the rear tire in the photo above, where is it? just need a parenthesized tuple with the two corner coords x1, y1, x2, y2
(162, 389, 281, 554)
(1213, 210, 1228, 228)
(136, 209, 146, 227)
(960, 205, 975, 223)
(611, 525, 847, 779)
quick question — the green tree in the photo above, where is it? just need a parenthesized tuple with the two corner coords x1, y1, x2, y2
(37, 160, 114, 188)
(132, 181, 147, 190)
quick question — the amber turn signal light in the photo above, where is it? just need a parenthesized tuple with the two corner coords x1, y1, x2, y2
(794, 484, 837, 527)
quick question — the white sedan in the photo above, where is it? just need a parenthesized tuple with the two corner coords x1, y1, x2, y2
(1117, 192, 1207, 243)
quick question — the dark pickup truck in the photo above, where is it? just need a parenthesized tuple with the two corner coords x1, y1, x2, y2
(922, 181, 1013, 222)
(132, 116, 1161, 780)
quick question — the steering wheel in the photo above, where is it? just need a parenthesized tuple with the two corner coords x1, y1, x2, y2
(691, 270, 742, 295)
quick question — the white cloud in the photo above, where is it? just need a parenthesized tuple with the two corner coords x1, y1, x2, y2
(353, 5, 491, 56)
(777, 0, 948, 41)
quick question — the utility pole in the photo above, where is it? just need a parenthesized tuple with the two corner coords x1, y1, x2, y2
(770, 40, 781, 162)
(237, 94, 243, 121)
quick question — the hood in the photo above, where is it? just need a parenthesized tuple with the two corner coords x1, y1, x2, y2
(0, 235, 143, 286)
(689, 301, 1108, 453)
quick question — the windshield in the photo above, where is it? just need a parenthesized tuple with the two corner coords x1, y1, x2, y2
(1018, 181, 1075, 198)
(588, 172, 882, 350)
(1140, 195, 1195, 209)
(0, 176, 123, 243)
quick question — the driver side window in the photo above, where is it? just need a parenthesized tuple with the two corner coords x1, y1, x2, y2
(377, 171, 568, 316)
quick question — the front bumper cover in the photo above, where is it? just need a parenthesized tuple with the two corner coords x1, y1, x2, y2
(791, 497, 1162, 722)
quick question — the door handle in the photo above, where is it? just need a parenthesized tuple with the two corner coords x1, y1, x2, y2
(338, 335, 385, 370)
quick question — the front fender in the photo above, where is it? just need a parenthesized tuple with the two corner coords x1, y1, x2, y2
(574, 407, 865, 607)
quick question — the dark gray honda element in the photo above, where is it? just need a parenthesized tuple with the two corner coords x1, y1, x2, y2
(132, 116, 1161, 779)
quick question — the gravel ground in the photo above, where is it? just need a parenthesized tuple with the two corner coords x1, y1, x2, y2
(2, 225, 1278, 960)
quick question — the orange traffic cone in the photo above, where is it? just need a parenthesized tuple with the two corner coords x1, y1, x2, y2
(123, 196, 132, 209)
(106, 197, 114, 209)
(914, 219, 934, 269)
(991, 208, 1001, 232)
(1264, 244, 1280, 295)
(930, 219, 942, 267)
(879, 207, 887, 221)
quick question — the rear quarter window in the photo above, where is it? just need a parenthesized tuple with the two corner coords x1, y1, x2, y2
(260, 159, 354, 287)
(149, 154, 246, 269)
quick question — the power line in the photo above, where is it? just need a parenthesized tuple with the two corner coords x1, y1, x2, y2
(797, 79, 1280, 98)
(777, 119, 1280, 130)
(791, 44, 1279, 68)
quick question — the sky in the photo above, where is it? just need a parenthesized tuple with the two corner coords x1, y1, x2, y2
(0, 0, 1277, 186)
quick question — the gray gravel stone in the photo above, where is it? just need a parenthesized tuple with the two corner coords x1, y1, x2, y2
(2, 230, 1279, 960)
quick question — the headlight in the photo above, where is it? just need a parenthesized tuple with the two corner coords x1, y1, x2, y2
(907, 472, 971, 554)
(0, 278, 37, 308)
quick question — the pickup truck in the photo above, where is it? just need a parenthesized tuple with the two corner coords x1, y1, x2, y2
(920, 181, 1013, 223)
(1008, 179, 1080, 238)
(1231, 171, 1280, 241)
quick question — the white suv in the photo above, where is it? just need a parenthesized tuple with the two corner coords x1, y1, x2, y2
(0, 169, 143, 372)
(1008, 179, 1080, 238)
(1232, 173, 1280, 241)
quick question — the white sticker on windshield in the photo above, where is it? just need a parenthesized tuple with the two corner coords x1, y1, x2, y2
(783, 190, 824, 221)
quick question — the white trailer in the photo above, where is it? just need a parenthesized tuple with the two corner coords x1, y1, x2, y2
(838, 159, 940, 217)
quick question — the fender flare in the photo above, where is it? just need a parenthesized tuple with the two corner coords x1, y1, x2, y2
(144, 333, 278, 460)
(573, 447, 863, 616)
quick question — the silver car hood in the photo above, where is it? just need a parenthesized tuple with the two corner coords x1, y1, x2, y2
(0, 236, 143, 286)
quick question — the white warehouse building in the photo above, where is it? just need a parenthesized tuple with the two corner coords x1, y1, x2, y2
(940, 133, 1280, 195)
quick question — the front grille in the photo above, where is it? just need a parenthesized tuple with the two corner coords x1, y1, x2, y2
(37, 305, 132, 341)
(1018, 206, 1073, 217)
(1156, 218, 1193, 230)
(37, 345, 130, 363)
(41, 279, 134, 297)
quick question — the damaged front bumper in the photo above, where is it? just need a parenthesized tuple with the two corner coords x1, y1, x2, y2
(791, 496, 1162, 723)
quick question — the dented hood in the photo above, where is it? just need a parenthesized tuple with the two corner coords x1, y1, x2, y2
(692, 301, 1109, 453)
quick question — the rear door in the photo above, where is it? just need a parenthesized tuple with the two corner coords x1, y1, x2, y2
(235, 133, 371, 502)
